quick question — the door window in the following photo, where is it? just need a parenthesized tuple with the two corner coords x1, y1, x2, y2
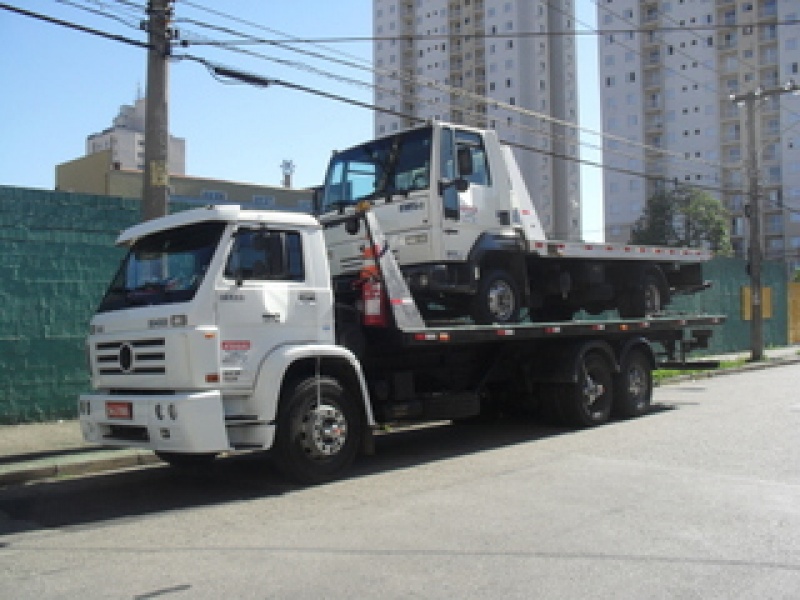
(224, 229, 305, 282)
(455, 130, 491, 185)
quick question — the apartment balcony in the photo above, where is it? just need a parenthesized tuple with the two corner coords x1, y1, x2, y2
(760, 26, 778, 43)
(644, 75, 662, 90)
(760, 1, 778, 20)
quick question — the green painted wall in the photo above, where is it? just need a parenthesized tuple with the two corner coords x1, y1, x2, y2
(0, 187, 140, 423)
(669, 257, 788, 354)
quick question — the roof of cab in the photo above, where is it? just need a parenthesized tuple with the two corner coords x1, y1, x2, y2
(116, 205, 320, 245)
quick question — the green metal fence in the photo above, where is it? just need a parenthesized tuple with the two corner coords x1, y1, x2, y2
(0, 187, 141, 423)
(668, 256, 788, 354)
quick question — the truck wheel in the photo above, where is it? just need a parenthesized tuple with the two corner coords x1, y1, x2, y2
(559, 352, 613, 427)
(472, 269, 521, 324)
(613, 349, 652, 419)
(273, 376, 361, 485)
(619, 266, 668, 318)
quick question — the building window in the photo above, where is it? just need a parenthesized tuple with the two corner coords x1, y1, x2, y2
(252, 195, 276, 207)
(202, 190, 228, 203)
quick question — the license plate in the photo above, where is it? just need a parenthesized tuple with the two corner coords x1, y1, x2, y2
(106, 401, 132, 420)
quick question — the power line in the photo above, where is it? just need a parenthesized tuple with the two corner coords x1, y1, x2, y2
(181, 52, 739, 199)
(1, 2, 149, 48)
(173, 19, 800, 45)
(12, 3, 745, 201)
(54, 0, 141, 29)
(176, 3, 726, 175)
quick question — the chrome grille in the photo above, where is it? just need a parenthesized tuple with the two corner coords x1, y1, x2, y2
(96, 338, 166, 375)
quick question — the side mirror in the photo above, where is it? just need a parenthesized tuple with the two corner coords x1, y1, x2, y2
(438, 177, 471, 196)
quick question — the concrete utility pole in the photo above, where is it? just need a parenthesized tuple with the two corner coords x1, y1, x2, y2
(141, 0, 173, 221)
(731, 81, 800, 361)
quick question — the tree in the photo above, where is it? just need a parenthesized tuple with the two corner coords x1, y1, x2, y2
(629, 186, 732, 256)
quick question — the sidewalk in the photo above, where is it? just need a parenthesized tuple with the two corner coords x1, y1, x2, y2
(1, 345, 798, 487)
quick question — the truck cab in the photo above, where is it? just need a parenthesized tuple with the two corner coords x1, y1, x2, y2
(80, 206, 370, 472)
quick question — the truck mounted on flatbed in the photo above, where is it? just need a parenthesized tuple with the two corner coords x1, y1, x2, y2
(79, 204, 723, 483)
(319, 121, 711, 324)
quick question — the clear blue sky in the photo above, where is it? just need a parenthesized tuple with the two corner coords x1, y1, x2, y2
(0, 1, 603, 240)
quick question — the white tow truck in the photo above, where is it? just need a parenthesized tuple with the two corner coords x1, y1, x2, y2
(319, 121, 711, 324)
(79, 204, 723, 483)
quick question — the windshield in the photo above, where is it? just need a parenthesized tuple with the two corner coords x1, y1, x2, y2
(320, 126, 432, 213)
(96, 221, 226, 313)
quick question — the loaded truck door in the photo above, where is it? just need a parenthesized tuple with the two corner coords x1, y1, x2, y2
(439, 127, 497, 262)
(371, 127, 434, 268)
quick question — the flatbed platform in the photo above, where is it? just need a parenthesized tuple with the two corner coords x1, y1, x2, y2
(400, 314, 725, 346)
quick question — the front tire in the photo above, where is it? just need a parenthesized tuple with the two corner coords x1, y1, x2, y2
(273, 376, 362, 484)
(472, 269, 522, 324)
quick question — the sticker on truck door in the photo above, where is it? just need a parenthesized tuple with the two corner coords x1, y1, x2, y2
(221, 340, 250, 366)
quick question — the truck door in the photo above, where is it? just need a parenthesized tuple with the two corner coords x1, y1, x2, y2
(440, 128, 497, 262)
(372, 127, 434, 268)
(215, 227, 319, 387)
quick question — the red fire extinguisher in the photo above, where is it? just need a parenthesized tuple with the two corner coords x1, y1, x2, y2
(359, 246, 388, 327)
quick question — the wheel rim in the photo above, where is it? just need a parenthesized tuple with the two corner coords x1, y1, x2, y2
(299, 402, 348, 459)
(627, 364, 647, 406)
(582, 374, 605, 408)
(487, 279, 515, 321)
(581, 357, 612, 419)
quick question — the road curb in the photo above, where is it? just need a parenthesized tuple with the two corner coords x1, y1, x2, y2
(0, 451, 162, 487)
(657, 354, 800, 386)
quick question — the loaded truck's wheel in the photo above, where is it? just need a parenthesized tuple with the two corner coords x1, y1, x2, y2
(619, 266, 668, 318)
(613, 349, 653, 419)
(472, 269, 521, 324)
(558, 351, 613, 427)
(273, 376, 361, 484)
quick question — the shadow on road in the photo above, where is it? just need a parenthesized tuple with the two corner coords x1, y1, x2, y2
(0, 406, 675, 536)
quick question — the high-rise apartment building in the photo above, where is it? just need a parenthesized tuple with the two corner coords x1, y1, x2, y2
(598, 0, 800, 270)
(373, 0, 582, 240)
(86, 97, 186, 176)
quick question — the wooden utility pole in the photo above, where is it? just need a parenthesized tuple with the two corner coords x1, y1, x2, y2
(731, 81, 800, 361)
(141, 0, 173, 221)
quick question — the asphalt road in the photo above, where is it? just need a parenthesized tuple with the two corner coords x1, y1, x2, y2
(1, 364, 799, 599)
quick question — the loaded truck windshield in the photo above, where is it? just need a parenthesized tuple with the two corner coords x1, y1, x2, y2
(321, 126, 432, 212)
(96, 221, 226, 313)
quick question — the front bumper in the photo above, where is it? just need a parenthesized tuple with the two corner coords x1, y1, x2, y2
(78, 390, 231, 454)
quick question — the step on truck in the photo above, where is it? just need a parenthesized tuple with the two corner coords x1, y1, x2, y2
(318, 120, 711, 324)
(79, 204, 724, 483)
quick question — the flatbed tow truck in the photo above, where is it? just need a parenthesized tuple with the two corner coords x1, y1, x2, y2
(78, 204, 724, 483)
